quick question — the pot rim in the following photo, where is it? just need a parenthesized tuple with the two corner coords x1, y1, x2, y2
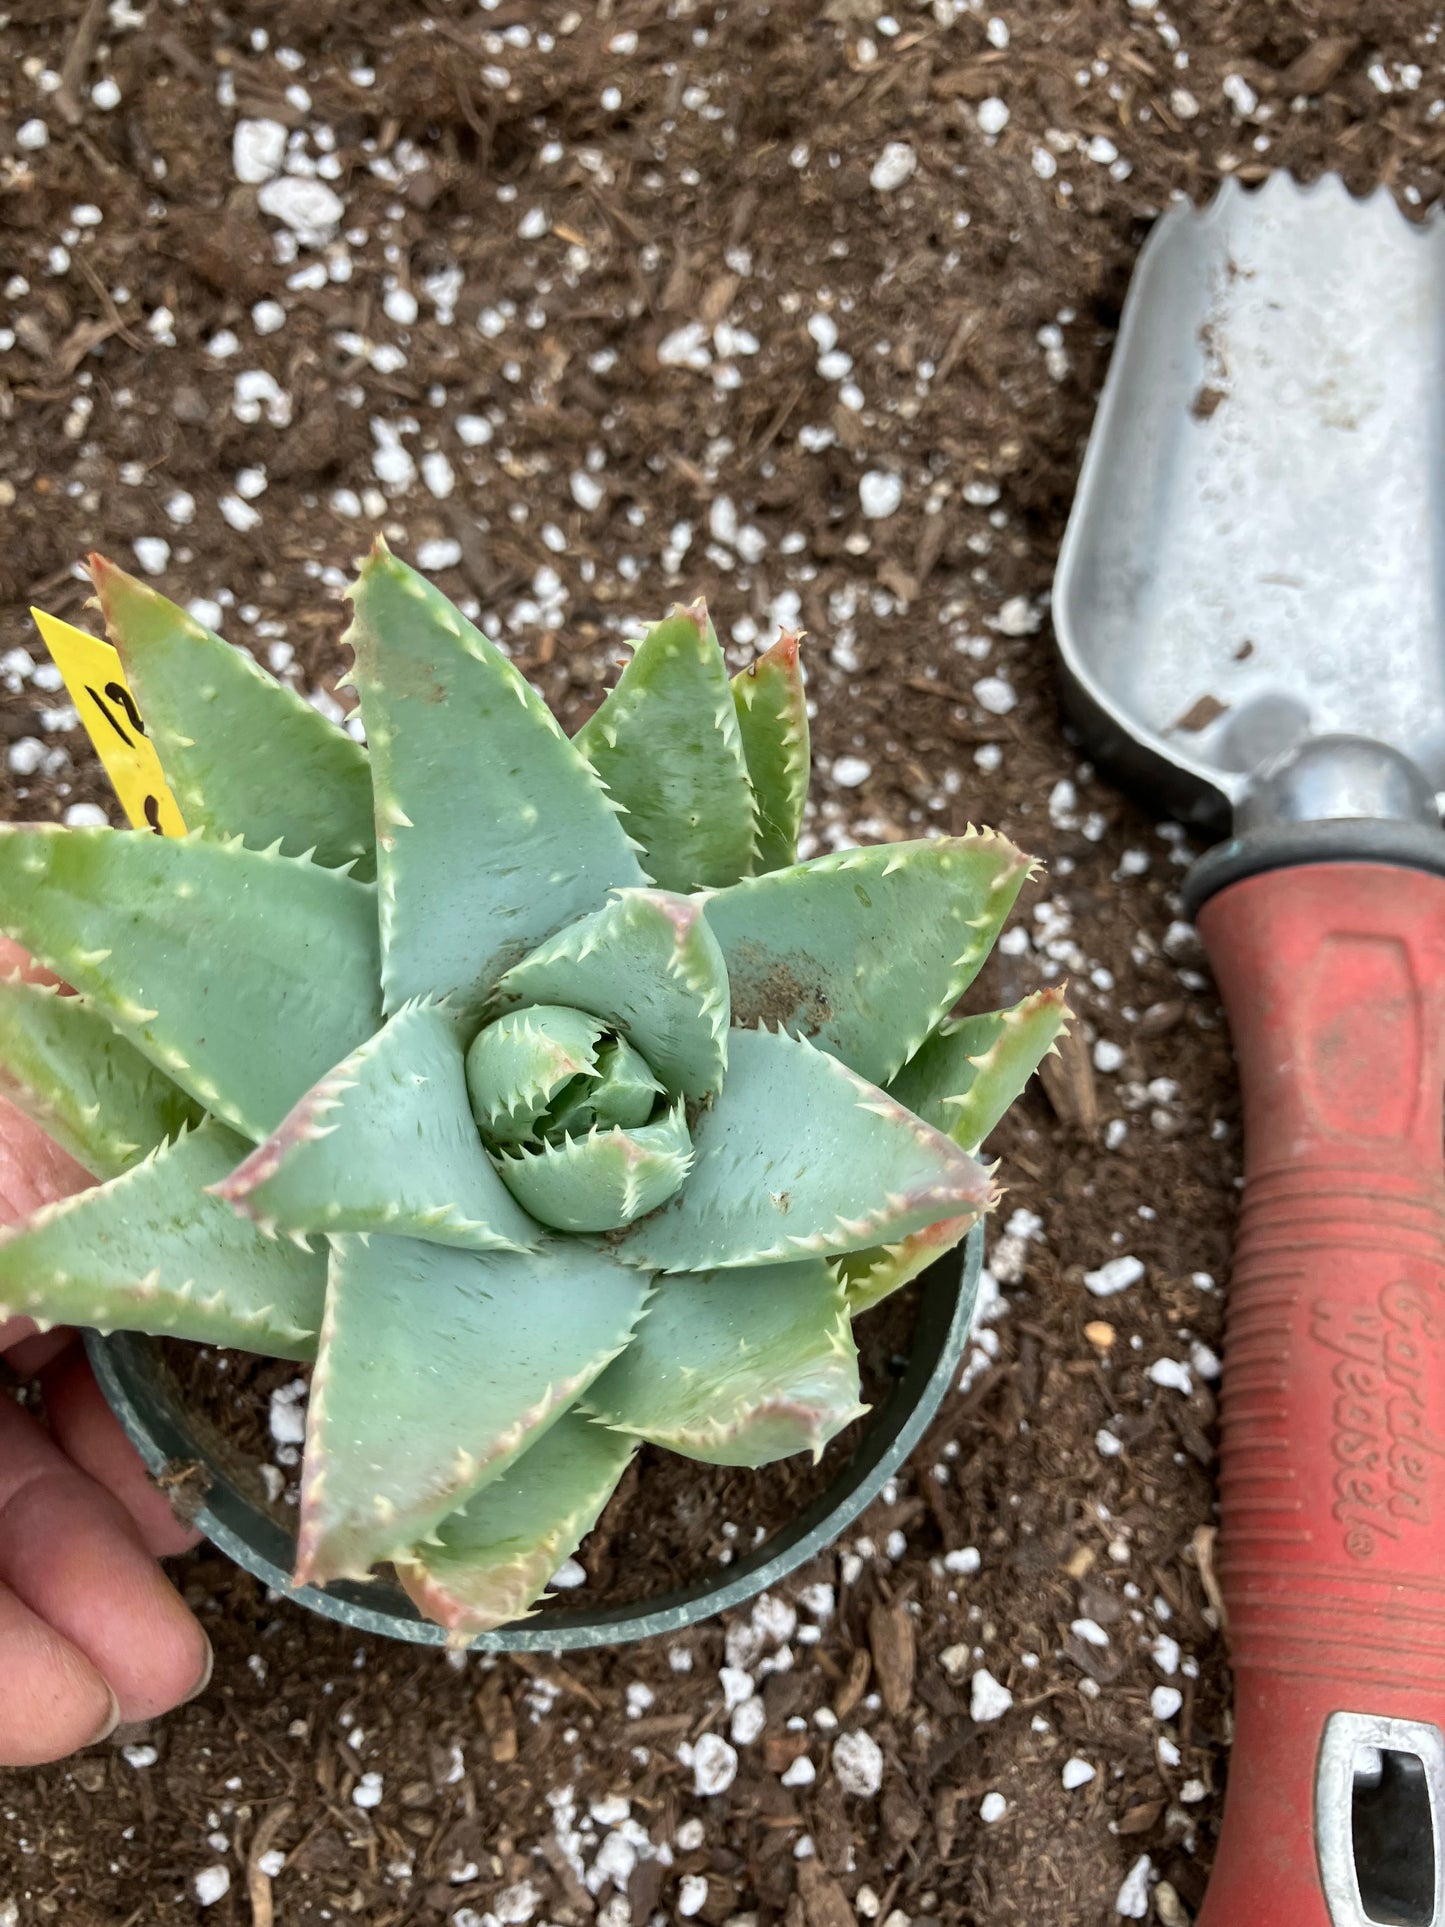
(87, 1224, 983, 1650)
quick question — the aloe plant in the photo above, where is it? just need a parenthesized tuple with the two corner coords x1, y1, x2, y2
(0, 543, 1066, 1634)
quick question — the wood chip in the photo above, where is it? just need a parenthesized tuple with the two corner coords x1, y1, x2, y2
(1039, 1022, 1099, 1139)
(1192, 1522, 1228, 1631)
(763, 1731, 811, 1773)
(1279, 34, 1357, 95)
(833, 1647, 871, 1721)
(867, 1602, 916, 1718)
(245, 1799, 294, 1927)
(1117, 1799, 1166, 1835)
(475, 1674, 518, 1766)
(797, 1857, 856, 1927)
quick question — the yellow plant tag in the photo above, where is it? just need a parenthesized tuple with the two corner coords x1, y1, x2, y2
(29, 608, 186, 837)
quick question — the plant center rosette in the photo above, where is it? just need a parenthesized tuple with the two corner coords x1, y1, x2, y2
(0, 542, 1067, 1634)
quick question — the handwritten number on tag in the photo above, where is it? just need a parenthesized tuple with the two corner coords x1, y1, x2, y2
(85, 681, 149, 750)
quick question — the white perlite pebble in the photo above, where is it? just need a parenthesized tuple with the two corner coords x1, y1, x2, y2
(421, 451, 455, 499)
(781, 1755, 816, 1788)
(132, 536, 171, 575)
(677, 1874, 710, 1918)
(675, 1817, 705, 1852)
(832, 1729, 883, 1797)
(1116, 1854, 1153, 1918)
(979, 1791, 1007, 1824)
(550, 1557, 587, 1589)
(383, 286, 419, 326)
(1061, 1757, 1095, 1790)
(1151, 1686, 1183, 1721)
(1083, 1255, 1144, 1299)
(1149, 1358, 1194, 1395)
(257, 1849, 285, 1878)
(258, 176, 344, 245)
(64, 803, 109, 829)
(692, 1732, 738, 1796)
(977, 97, 1010, 136)
(1093, 1039, 1124, 1073)
(1152, 1633, 1181, 1676)
(731, 1697, 766, 1746)
(1223, 73, 1258, 116)
(973, 676, 1017, 716)
(994, 594, 1041, 636)
(122, 1743, 158, 1769)
(570, 469, 605, 512)
(352, 1771, 384, 1809)
(233, 118, 287, 183)
(268, 1380, 307, 1446)
(17, 119, 49, 151)
(970, 1669, 1013, 1723)
(859, 470, 903, 519)
(91, 76, 121, 111)
(869, 142, 917, 192)
(1071, 1618, 1110, 1649)
(944, 1546, 981, 1577)
(719, 1666, 755, 1711)
(416, 538, 462, 572)
(194, 1867, 231, 1907)
(657, 321, 712, 370)
(831, 755, 871, 788)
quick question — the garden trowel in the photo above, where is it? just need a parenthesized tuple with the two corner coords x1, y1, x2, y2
(1054, 174, 1445, 1927)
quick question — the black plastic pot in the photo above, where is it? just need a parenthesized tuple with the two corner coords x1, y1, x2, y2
(87, 1225, 983, 1651)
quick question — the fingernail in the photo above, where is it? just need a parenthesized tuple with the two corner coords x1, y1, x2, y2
(183, 1631, 214, 1704)
(88, 1685, 122, 1747)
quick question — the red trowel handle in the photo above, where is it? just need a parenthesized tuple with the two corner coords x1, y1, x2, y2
(1195, 862, 1445, 1927)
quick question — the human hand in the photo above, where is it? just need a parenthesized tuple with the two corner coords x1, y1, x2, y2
(0, 939, 210, 1765)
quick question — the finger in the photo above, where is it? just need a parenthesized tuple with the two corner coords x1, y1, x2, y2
(41, 1346, 200, 1557)
(0, 938, 66, 991)
(3, 1326, 74, 1376)
(0, 1579, 119, 1766)
(0, 1094, 92, 1223)
(0, 1397, 210, 1721)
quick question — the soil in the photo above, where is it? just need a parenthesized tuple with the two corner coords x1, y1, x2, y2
(154, 1279, 927, 1612)
(0, 1, 1438, 1923)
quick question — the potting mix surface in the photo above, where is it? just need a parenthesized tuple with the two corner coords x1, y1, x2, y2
(0, 2, 1433, 1921)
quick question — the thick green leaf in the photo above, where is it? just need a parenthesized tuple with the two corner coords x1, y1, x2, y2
(294, 1232, 648, 1585)
(0, 974, 199, 1179)
(0, 827, 382, 1143)
(345, 541, 645, 1022)
(611, 1026, 992, 1272)
(490, 889, 729, 1099)
(465, 1005, 605, 1148)
(586, 1260, 864, 1466)
(837, 1211, 975, 1316)
(0, 1119, 324, 1359)
(730, 630, 809, 871)
(494, 1103, 692, 1232)
(704, 832, 1032, 1086)
(888, 987, 1070, 1152)
(396, 1409, 636, 1634)
(574, 603, 756, 890)
(91, 555, 376, 878)
(215, 1003, 538, 1252)
(547, 1036, 660, 1134)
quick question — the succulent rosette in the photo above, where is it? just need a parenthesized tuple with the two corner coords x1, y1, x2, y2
(0, 542, 1065, 1631)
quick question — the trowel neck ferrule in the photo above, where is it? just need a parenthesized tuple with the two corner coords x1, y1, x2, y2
(1236, 735, 1440, 834)
(1182, 736, 1445, 917)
